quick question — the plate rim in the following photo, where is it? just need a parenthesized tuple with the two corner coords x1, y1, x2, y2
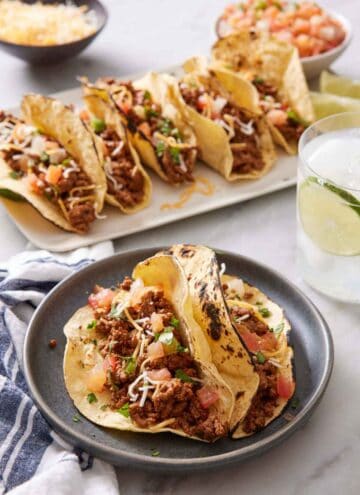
(23, 247, 334, 470)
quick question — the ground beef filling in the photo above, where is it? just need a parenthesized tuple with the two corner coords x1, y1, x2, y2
(242, 361, 279, 434)
(180, 85, 265, 174)
(98, 128, 145, 208)
(100, 79, 195, 184)
(0, 114, 96, 232)
(94, 284, 225, 441)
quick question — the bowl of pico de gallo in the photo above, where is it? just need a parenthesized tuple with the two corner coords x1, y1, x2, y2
(216, 1, 352, 79)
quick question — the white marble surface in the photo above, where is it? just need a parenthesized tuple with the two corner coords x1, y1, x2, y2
(0, 1, 359, 494)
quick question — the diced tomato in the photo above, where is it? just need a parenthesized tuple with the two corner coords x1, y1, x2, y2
(147, 341, 165, 359)
(87, 363, 107, 392)
(88, 288, 115, 310)
(197, 386, 219, 409)
(147, 368, 171, 381)
(241, 331, 261, 353)
(102, 354, 118, 373)
(116, 99, 132, 115)
(259, 332, 278, 352)
(150, 312, 164, 333)
(79, 109, 90, 122)
(28, 173, 43, 195)
(45, 165, 62, 185)
(138, 122, 151, 138)
(277, 375, 295, 399)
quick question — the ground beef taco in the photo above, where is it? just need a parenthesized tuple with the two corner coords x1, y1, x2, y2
(165, 245, 260, 435)
(0, 95, 106, 233)
(63, 254, 234, 442)
(212, 31, 315, 154)
(80, 92, 152, 214)
(222, 274, 295, 437)
(170, 56, 276, 180)
(86, 73, 198, 185)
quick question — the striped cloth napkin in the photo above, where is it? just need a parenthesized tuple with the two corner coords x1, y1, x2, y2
(0, 242, 119, 494)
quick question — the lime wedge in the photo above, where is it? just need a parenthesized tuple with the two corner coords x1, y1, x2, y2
(320, 71, 360, 99)
(299, 177, 360, 256)
(310, 91, 360, 120)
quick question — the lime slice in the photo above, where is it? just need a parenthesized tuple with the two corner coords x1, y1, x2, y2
(310, 92, 360, 120)
(299, 177, 360, 256)
(320, 71, 360, 99)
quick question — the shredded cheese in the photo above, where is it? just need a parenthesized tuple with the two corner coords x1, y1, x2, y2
(0, 1, 97, 46)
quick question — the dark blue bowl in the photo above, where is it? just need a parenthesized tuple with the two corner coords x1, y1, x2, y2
(0, 0, 108, 64)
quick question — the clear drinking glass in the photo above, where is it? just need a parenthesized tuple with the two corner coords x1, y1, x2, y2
(297, 112, 360, 303)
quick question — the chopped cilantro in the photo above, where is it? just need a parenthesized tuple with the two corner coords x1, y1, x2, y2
(159, 118, 172, 136)
(87, 393, 98, 404)
(271, 322, 285, 336)
(124, 356, 137, 374)
(177, 344, 188, 353)
(145, 107, 159, 119)
(100, 404, 109, 411)
(255, 301, 263, 306)
(256, 351, 266, 364)
(290, 397, 300, 410)
(253, 76, 264, 84)
(143, 90, 151, 101)
(169, 147, 180, 164)
(92, 339, 97, 346)
(175, 369, 194, 383)
(287, 109, 303, 125)
(72, 415, 81, 423)
(9, 170, 21, 180)
(170, 317, 180, 328)
(171, 127, 181, 140)
(40, 151, 49, 163)
(155, 141, 165, 157)
(117, 402, 130, 418)
(62, 157, 71, 166)
(87, 320, 97, 330)
(91, 117, 106, 134)
(258, 307, 272, 318)
(151, 448, 160, 457)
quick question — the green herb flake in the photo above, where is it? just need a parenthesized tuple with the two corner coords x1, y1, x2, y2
(40, 151, 49, 163)
(177, 344, 189, 353)
(62, 157, 71, 167)
(169, 147, 180, 164)
(143, 90, 151, 101)
(145, 107, 159, 119)
(271, 322, 285, 336)
(124, 357, 137, 375)
(175, 369, 194, 383)
(9, 170, 22, 180)
(258, 307, 272, 318)
(290, 397, 300, 410)
(87, 393, 98, 404)
(253, 76, 264, 85)
(117, 402, 130, 418)
(256, 351, 266, 364)
(91, 117, 106, 134)
(92, 339, 98, 346)
(100, 404, 109, 411)
(170, 316, 180, 328)
(151, 448, 160, 457)
(255, 0, 268, 10)
(159, 118, 172, 136)
(72, 415, 81, 423)
(155, 141, 165, 158)
(87, 320, 97, 330)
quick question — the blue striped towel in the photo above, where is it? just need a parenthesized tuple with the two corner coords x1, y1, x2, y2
(0, 242, 119, 494)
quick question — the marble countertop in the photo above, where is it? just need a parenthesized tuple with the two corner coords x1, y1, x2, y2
(0, 1, 359, 493)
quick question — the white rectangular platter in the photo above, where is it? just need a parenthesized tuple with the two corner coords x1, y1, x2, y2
(1, 68, 297, 252)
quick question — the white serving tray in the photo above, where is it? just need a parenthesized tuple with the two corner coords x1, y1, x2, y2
(2, 68, 297, 252)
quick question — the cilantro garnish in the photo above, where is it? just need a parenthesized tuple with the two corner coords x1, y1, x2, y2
(155, 141, 165, 158)
(117, 403, 130, 418)
(143, 90, 151, 101)
(175, 369, 194, 383)
(151, 448, 160, 457)
(124, 357, 137, 375)
(253, 76, 264, 84)
(72, 415, 81, 423)
(9, 170, 22, 180)
(170, 316, 179, 328)
(290, 397, 300, 410)
(169, 147, 180, 164)
(159, 118, 172, 136)
(40, 151, 49, 163)
(256, 351, 266, 364)
(91, 117, 106, 134)
(145, 107, 159, 119)
(87, 393, 98, 404)
(258, 307, 272, 318)
(87, 320, 97, 330)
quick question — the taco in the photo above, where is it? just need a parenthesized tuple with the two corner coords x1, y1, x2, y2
(86, 73, 198, 185)
(165, 245, 259, 435)
(0, 95, 106, 233)
(221, 274, 295, 437)
(81, 92, 152, 213)
(212, 31, 315, 154)
(170, 56, 276, 181)
(64, 254, 234, 442)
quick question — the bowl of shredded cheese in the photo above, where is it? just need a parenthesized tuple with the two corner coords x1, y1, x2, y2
(0, 0, 108, 63)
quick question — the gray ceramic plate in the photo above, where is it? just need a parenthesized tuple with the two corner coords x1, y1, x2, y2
(23, 248, 333, 472)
